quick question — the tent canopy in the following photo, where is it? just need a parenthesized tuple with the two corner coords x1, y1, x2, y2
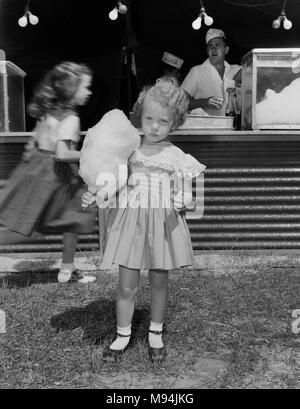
(0, 0, 299, 128)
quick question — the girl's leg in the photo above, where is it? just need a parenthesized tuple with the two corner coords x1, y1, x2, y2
(148, 269, 169, 351)
(57, 232, 78, 283)
(107, 265, 140, 352)
(62, 232, 78, 263)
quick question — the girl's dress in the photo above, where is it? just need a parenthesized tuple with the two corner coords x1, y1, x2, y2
(102, 140, 206, 270)
(0, 112, 96, 237)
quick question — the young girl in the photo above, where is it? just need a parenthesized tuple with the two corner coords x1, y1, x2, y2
(83, 79, 206, 365)
(0, 61, 97, 284)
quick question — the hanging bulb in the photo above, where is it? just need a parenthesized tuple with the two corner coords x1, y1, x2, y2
(272, 18, 281, 29)
(18, 15, 28, 27)
(118, 2, 128, 14)
(203, 13, 213, 26)
(109, 6, 118, 20)
(192, 16, 202, 30)
(283, 17, 292, 30)
(28, 12, 39, 25)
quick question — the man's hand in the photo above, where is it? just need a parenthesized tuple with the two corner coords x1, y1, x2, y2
(207, 96, 223, 110)
(82, 191, 96, 209)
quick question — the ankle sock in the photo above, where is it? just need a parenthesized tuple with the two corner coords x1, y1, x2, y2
(149, 321, 164, 349)
(57, 263, 75, 283)
(60, 263, 75, 273)
(109, 324, 131, 351)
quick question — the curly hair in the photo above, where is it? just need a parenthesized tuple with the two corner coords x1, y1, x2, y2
(131, 76, 188, 130)
(28, 61, 92, 119)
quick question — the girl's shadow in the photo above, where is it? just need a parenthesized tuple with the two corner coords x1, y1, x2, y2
(50, 299, 150, 346)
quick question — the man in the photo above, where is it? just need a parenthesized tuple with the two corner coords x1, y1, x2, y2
(181, 28, 241, 116)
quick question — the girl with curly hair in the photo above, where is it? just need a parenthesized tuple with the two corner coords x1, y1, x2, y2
(83, 78, 206, 366)
(0, 61, 96, 284)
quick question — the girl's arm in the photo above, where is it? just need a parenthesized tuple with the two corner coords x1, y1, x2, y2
(55, 140, 81, 162)
(55, 114, 81, 162)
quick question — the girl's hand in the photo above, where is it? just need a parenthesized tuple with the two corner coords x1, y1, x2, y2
(23, 137, 38, 162)
(173, 190, 193, 212)
(82, 191, 96, 209)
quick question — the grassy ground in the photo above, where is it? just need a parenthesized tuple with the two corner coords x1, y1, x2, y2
(0, 265, 299, 389)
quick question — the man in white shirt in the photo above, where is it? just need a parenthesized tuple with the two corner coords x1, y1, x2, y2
(181, 28, 241, 116)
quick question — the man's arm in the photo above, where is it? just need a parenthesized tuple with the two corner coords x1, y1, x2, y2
(184, 90, 223, 111)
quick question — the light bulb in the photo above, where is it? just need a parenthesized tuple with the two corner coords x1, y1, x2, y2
(283, 17, 292, 30)
(204, 13, 213, 26)
(192, 16, 202, 30)
(28, 12, 39, 25)
(18, 15, 28, 27)
(109, 7, 118, 20)
(272, 18, 281, 29)
(118, 3, 128, 14)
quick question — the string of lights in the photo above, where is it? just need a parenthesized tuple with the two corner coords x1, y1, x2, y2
(192, 1, 214, 30)
(272, 0, 292, 30)
(108, 1, 128, 21)
(18, 0, 39, 27)
(15, 0, 293, 32)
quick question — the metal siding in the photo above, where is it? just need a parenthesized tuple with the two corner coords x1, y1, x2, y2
(178, 140, 300, 250)
(1, 136, 300, 252)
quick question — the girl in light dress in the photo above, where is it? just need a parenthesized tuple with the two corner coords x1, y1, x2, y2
(0, 61, 97, 284)
(83, 78, 206, 365)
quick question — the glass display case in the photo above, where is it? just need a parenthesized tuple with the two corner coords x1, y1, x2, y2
(241, 48, 300, 130)
(0, 61, 26, 132)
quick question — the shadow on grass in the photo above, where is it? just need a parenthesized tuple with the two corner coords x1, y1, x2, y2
(50, 299, 150, 346)
(0, 270, 59, 288)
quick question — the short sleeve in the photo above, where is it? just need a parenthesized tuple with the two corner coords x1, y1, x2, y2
(180, 154, 206, 177)
(56, 115, 80, 143)
(181, 67, 199, 98)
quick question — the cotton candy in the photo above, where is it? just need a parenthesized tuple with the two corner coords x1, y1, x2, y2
(256, 77, 300, 125)
(79, 109, 140, 203)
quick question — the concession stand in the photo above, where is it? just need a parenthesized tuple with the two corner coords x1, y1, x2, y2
(2, 49, 300, 253)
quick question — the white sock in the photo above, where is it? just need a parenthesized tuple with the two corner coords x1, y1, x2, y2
(149, 322, 164, 349)
(59, 263, 75, 272)
(57, 263, 75, 283)
(109, 324, 131, 351)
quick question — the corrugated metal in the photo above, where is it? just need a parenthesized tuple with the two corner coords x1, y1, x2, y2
(178, 140, 300, 250)
(2, 135, 300, 251)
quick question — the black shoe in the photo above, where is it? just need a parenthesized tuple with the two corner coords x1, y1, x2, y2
(69, 269, 85, 282)
(148, 329, 167, 367)
(102, 333, 131, 362)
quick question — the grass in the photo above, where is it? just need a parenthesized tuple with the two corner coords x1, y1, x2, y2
(0, 265, 299, 389)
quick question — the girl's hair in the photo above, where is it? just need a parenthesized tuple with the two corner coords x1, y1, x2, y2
(131, 76, 189, 130)
(28, 61, 92, 119)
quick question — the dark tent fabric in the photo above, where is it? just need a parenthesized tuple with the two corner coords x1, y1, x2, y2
(0, 0, 300, 129)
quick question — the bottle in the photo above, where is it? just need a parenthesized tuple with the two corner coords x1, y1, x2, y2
(225, 87, 237, 129)
(225, 87, 236, 117)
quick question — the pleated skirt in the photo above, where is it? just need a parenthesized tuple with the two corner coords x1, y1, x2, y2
(102, 191, 195, 270)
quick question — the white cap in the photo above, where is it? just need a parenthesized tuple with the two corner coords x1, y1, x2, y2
(162, 51, 184, 69)
(206, 28, 226, 44)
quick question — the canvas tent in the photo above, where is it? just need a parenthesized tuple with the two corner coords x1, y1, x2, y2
(0, 0, 300, 128)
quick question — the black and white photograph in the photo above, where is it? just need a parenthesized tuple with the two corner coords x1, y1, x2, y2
(0, 0, 299, 392)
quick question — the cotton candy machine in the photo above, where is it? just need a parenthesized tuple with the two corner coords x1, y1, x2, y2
(241, 48, 300, 130)
(0, 61, 26, 132)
